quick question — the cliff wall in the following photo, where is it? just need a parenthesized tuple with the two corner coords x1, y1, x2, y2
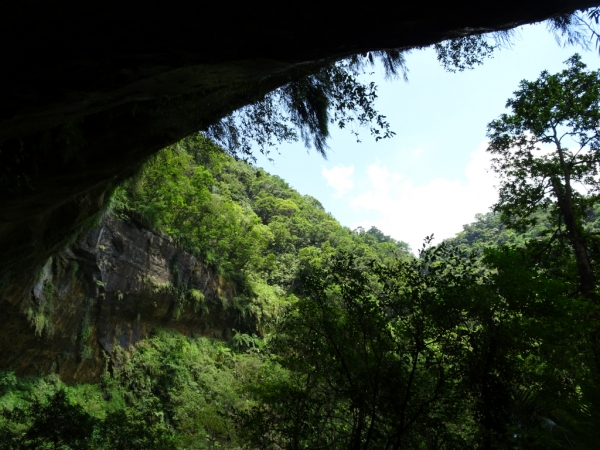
(0, 214, 240, 383)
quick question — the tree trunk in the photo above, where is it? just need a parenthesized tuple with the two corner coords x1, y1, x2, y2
(550, 176, 596, 298)
(551, 129, 597, 299)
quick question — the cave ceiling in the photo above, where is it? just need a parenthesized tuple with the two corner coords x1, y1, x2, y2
(0, 0, 599, 276)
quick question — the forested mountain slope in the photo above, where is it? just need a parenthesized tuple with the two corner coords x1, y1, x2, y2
(447, 207, 600, 250)
(112, 135, 411, 282)
(0, 136, 408, 382)
(0, 135, 598, 448)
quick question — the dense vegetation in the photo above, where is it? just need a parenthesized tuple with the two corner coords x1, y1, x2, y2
(109, 134, 410, 331)
(0, 135, 412, 449)
(2, 58, 600, 449)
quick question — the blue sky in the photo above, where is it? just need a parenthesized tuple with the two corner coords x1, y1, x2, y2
(253, 23, 600, 253)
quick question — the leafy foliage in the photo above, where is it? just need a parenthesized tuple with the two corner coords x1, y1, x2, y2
(0, 332, 266, 449)
(205, 53, 408, 159)
(435, 34, 499, 73)
(547, 7, 600, 53)
(112, 135, 410, 331)
(241, 241, 600, 448)
(487, 54, 600, 297)
(0, 374, 173, 449)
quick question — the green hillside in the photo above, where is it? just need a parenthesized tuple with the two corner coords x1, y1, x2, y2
(110, 135, 411, 331)
(0, 137, 415, 449)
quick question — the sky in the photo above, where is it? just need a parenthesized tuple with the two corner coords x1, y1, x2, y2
(252, 23, 600, 253)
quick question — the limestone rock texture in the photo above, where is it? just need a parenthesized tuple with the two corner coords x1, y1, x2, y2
(0, 1, 598, 282)
(0, 214, 240, 383)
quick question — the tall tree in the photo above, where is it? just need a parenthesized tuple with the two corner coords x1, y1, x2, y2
(487, 54, 600, 299)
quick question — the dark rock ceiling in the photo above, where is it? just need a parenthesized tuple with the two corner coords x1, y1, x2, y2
(0, 0, 598, 279)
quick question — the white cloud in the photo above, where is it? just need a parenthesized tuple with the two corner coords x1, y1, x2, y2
(322, 164, 355, 198)
(411, 148, 423, 158)
(351, 141, 498, 253)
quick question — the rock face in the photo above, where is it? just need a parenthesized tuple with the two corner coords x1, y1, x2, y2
(0, 214, 242, 383)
